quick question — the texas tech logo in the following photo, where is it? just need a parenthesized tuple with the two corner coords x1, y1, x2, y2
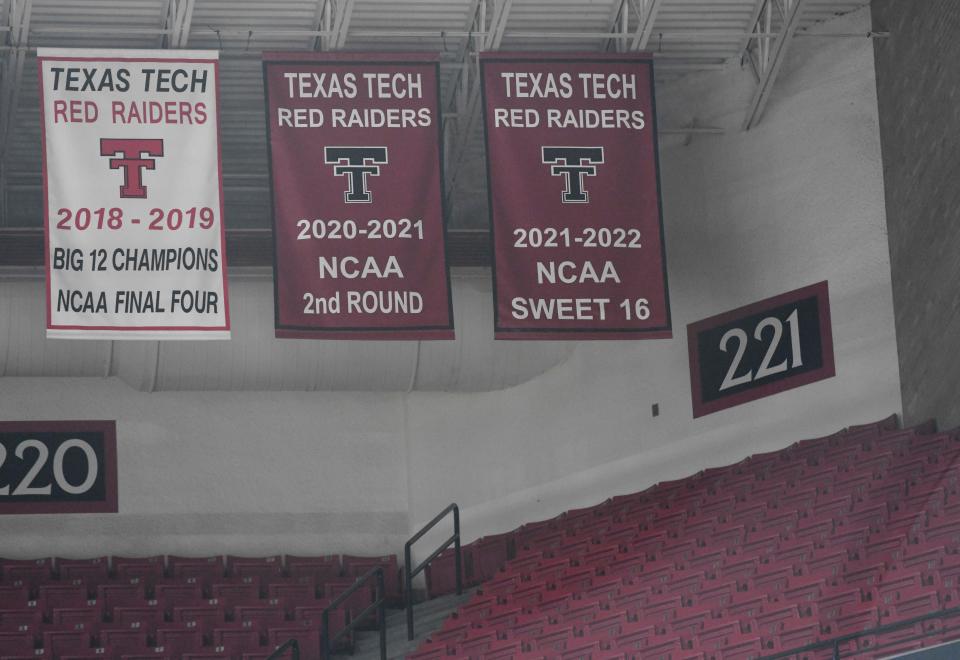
(324, 146, 389, 204)
(100, 138, 164, 199)
(541, 146, 604, 204)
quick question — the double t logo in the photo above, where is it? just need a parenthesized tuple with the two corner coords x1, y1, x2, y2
(100, 138, 165, 199)
(541, 146, 605, 204)
(324, 146, 389, 204)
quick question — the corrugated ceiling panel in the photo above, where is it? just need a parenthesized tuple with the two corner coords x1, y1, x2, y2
(1, 0, 872, 231)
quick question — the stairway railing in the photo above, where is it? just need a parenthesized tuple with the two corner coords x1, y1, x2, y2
(320, 566, 387, 660)
(404, 502, 462, 641)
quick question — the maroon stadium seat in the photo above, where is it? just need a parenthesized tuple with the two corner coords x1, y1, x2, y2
(55, 559, 108, 592)
(154, 627, 203, 656)
(110, 558, 164, 589)
(37, 585, 89, 619)
(283, 555, 340, 586)
(97, 629, 147, 655)
(266, 622, 320, 659)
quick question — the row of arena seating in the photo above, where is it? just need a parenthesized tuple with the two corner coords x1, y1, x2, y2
(415, 416, 960, 659)
(0, 554, 399, 659)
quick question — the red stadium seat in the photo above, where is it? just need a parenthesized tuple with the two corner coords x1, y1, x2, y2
(424, 546, 465, 598)
(558, 598, 602, 626)
(167, 557, 225, 591)
(805, 548, 845, 581)
(717, 635, 764, 659)
(55, 559, 108, 592)
(37, 585, 90, 619)
(0, 608, 41, 634)
(0, 588, 30, 610)
(152, 583, 203, 616)
(96, 584, 144, 616)
(97, 630, 147, 655)
(585, 609, 629, 638)
(120, 651, 169, 660)
(209, 583, 259, 615)
(1, 559, 54, 591)
(266, 623, 320, 659)
(111, 607, 163, 636)
(110, 558, 164, 589)
(0, 633, 35, 657)
(283, 555, 340, 586)
(777, 618, 820, 649)
(614, 621, 656, 651)
(170, 605, 225, 639)
(640, 635, 684, 659)
(477, 638, 524, 659)
(234, 604, 285, 635)
(154, 627, 203, 657)
(509, 613, 551, 638)
(42, 629, 91, 660)
(472, 533, 513, 583)
(51, 606, 102, 628)
(212, 627, 260, 655)
(578, 575, 622, 603)
(530, 625, 577, 653)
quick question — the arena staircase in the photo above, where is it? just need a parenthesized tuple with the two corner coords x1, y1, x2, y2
(333, 590, 475, 660)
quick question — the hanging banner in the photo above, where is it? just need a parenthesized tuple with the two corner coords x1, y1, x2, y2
(38, 49, 229, 340)
(480, 52, 670, 339)
(263, 52, 454, 339)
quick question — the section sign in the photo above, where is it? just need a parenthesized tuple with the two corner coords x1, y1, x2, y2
(38, 49, 230, 340)
(480, 52, 670, 339)
(0, 421, 118, 515)
(687, 281, 836, 418)
(263, 52, 454, 339)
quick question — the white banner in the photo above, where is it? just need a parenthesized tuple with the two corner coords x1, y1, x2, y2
(39, 49, 230, 340)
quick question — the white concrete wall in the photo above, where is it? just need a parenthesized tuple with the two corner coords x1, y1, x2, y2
(405, 7, 902, 546)
(0, 8, 900, 560)
(0, 377, 410, 557)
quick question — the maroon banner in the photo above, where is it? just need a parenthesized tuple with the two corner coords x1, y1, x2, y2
(480, 53, 670, 339)
(263, 52, 453, 339)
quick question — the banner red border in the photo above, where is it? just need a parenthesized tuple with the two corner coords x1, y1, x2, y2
(38, 54, 230, 334)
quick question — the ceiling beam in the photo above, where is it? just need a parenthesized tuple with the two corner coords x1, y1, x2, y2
(742, 0, 807, 130)
(0, 0, 32, 221)
(444, 0, 512, 215)
(441, 0, 482, 109)
(330, 0, 355, 50)
(164, 0, 195, 49)
(601, 0, 628, 53)
(629, 0, 664, 51)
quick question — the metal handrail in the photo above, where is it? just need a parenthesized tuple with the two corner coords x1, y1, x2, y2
(759, 604, 960, 659)
(405, 502, 462, 641)
(266, 638, 300, 660)
(320, 565, 387, 660)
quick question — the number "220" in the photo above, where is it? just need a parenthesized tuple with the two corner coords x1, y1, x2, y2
(0, 439, 98, 496)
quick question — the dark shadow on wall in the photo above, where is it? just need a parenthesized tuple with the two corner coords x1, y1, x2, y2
(872, 0, 960, 427)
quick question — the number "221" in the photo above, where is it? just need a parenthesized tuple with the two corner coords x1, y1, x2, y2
(719, 309, 802, 392)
